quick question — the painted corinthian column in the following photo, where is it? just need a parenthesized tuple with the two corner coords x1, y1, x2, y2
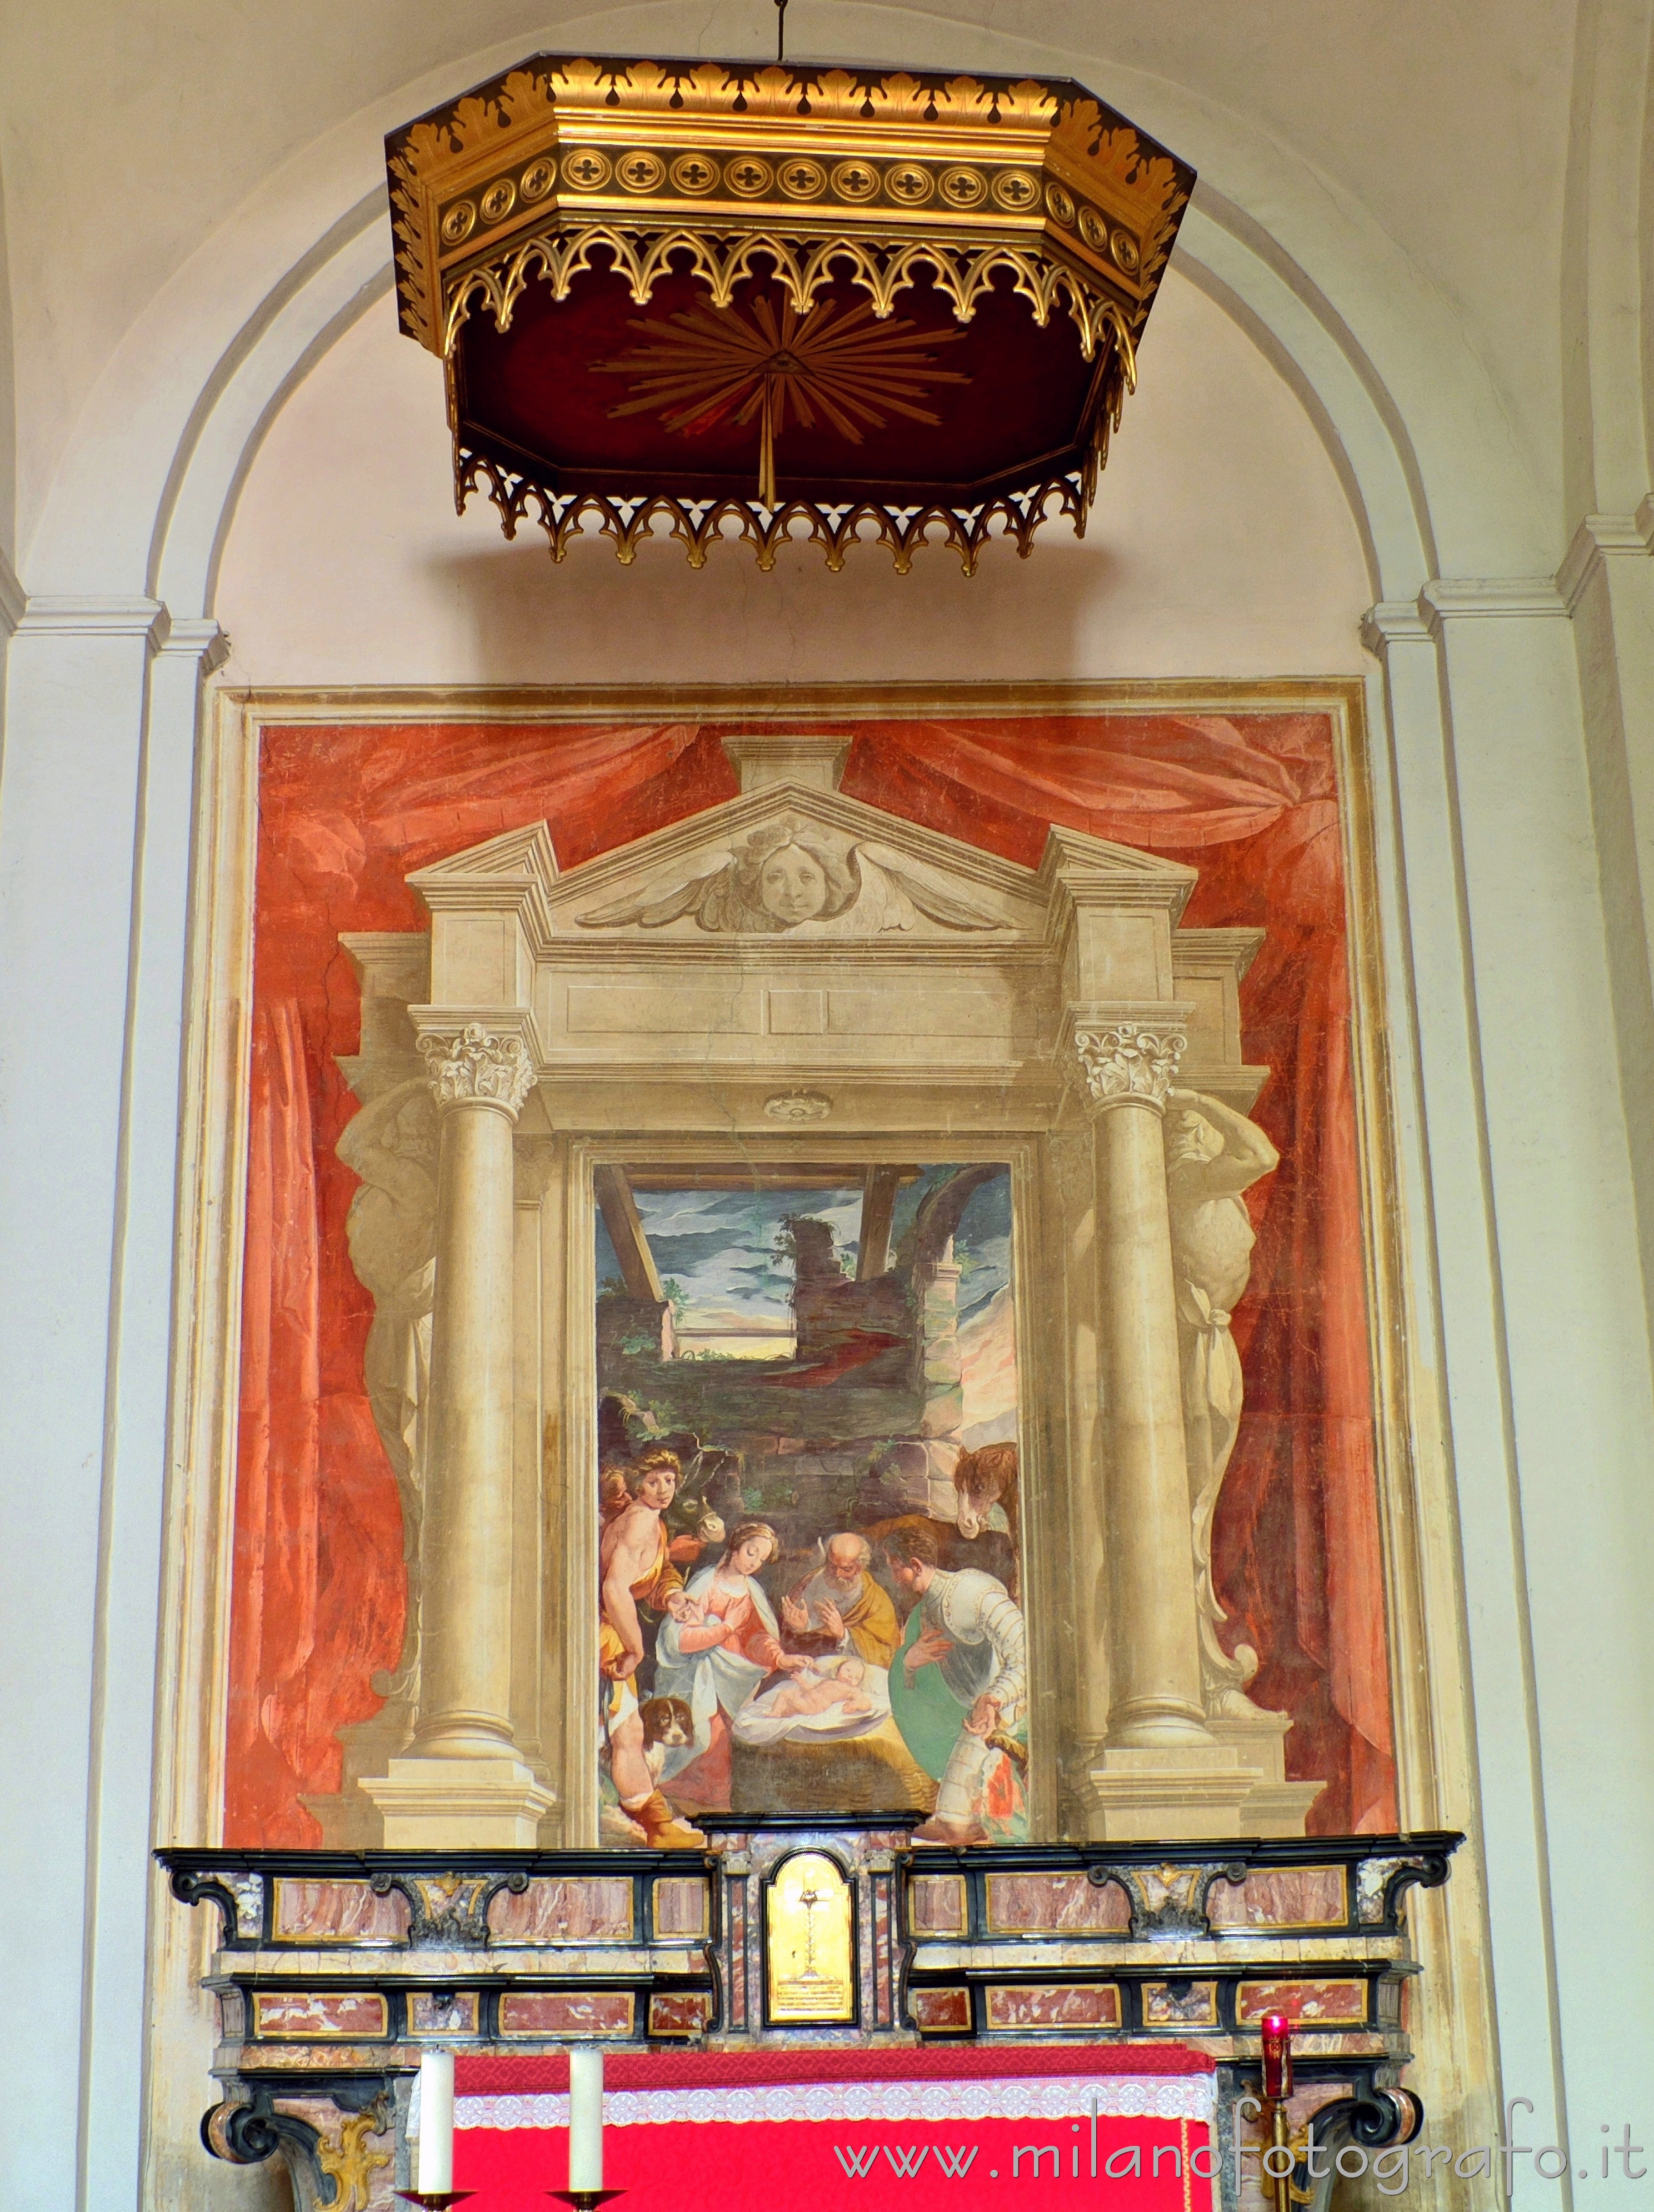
(417, 1022, 533, 1752)
(1075, 1014, 1208, 1745)
(1066, 1005, 1254, 1840)
(362, 1019, 554, 1846)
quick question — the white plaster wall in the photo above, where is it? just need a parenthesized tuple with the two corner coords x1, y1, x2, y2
(215, 267, 1371, 685)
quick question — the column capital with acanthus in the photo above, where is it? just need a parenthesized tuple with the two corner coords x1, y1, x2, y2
(1062, 1002, 1192, 1113)
(412, 1008, 543, 1119)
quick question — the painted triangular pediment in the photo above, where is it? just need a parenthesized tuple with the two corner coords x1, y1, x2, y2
(408, 819, 559, 898)
(546, 781, 1046, 942)
(402, 787, 1198, 945)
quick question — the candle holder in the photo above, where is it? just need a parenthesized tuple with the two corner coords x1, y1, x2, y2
(1257, 2014, 1312, 2212)
(396, 2194, 474, 2209)
(548, 2192, 627, 2211)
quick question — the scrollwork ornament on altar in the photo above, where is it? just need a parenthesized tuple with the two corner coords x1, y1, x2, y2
(418, 1022, 536, 1117)
(1072, 1022, 1187, 1110)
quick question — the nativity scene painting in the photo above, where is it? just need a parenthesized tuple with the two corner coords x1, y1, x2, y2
(593, 1167, 1026, 1844)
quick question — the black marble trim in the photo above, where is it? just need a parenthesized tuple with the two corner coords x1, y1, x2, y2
(899, 1831, 1461, 1943)
(162, 1845, 712, 1952)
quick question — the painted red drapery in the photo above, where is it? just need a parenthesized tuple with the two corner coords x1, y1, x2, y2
(228, 713, 1394, 1844)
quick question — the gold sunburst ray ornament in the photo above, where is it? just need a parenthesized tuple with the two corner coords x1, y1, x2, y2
(599, 293, 968, 507)
(386, 55, 1195, 571)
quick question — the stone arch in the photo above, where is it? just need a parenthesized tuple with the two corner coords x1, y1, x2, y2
(16, 8, 1552, 617)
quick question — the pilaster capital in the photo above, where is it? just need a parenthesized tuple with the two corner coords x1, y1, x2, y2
(1063, 1002, 1191, 1112)
(12, 594, 171, 648)
(1360, 600, 1433, 656)
(0, 549, 23, 638)
(1556, 509, 1654, 612)
(1417, 575, 1568, 637)
(154, 617, 232, 673)
(414, 1014, 539, 1118)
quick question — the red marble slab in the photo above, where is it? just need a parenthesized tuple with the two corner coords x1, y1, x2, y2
(489, 1877, 634, 1942)
(271, 1879, 411, 1943)
(910, 1874, 968, 1936)
(655, 1876, 709, 1937)
(499, 1990, 636, 2038)
(648, 1991, 712, 2035)
(1236, 1980, 1368, 2026)
(1207, 1869, 1347, 1930)
(984, 1984, 1122, 2030)
(252, 1990, 389, 2038)
(909, 1987, 972, 2031)
(985, 1874, 1131, 1934)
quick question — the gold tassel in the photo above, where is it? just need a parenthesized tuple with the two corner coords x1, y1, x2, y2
(759, 376, 777, 508)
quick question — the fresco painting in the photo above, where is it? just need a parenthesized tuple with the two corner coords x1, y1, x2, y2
(227, 712, 1395, 1846)
(594, 1169, 1025, 1843)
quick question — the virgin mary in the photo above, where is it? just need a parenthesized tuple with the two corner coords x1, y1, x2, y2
(653, 1520, 803, 1813)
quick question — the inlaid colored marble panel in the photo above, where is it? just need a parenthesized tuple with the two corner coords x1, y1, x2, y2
(498, 1991, 636, 2038)
(252, 1991, 389, 2039)
(489, 1878, 634, 1943)
(654, 1877, 709, 1938)
(1237, 1980, 1368, 2025)
(910, 1987, 972, 2031)
(910, 1874, 968, 1936)
(648, 1991, 712, 2035)
(985, 1983, 1122, 2030)
(1142, 1980, 1220, 2026)
(1207, 1868, 1347, 1930)
(985, 1873, 1131, 1934)
(409, 1990, 480, 2036)
(272, 1879, 411, 1943)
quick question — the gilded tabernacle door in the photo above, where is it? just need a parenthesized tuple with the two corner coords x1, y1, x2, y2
(307, 728, 1333, 1851)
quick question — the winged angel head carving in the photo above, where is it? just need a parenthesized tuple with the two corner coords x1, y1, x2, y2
(575, 816, 1006, 935)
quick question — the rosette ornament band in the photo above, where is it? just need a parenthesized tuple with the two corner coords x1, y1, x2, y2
(1071, 1019, 1187, 1110)
(418, 1020, 537, 1117)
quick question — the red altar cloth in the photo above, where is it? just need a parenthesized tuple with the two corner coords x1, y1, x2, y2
(451, 2045, 1217, 2212)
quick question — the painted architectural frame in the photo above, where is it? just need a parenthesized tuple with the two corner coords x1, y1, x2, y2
(146, 678, 1495, 2180)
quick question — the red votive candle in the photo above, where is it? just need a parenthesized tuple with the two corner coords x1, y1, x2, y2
(1261, 2011, 1293, 2099)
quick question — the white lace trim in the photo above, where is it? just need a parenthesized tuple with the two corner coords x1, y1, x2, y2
(458, 2078, 1215, 2131)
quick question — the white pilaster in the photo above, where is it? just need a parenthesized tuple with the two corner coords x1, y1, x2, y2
(1370, 578, 1654, 2171)
(0, 597, 171, 2210)
(89, 619, 230, 2212)
(1559, 508, 1654, 1359)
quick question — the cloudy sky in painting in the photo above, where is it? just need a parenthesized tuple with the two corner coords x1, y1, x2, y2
(596, 1169, 1013, 1329)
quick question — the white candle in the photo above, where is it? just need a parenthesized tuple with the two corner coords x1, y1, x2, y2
(417, 2048, 456, 2194)
(568, 2045, 604, 2191)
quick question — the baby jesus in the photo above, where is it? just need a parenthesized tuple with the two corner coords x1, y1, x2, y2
(757, 1656, 874, 1720)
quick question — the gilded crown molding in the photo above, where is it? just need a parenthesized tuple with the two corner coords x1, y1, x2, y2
(0, 548, 23, 638)
(12, 594, 171, 648)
